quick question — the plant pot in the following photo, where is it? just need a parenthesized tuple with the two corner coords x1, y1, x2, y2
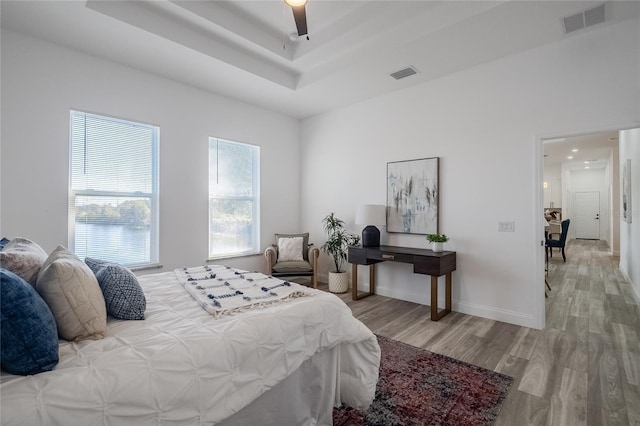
(328, 271, 349, 293)
(431, 242, 444, 252)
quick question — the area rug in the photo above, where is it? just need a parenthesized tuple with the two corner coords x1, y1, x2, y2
(333, 335, 513, 426)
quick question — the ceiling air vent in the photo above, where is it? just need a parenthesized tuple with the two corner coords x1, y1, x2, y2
(563, 3, 606, 34)
(390, 66, 418, 80)
(584, 4, 606, 27)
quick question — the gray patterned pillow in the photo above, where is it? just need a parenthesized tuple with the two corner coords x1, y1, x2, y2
(84, 257, 108, 273)
(85, 258, 146, 320)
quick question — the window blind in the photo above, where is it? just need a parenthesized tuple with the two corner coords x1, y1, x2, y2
(208, 138, 260, 258)
(69, 111, 159, 266)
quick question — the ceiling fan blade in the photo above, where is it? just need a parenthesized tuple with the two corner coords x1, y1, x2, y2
(291, 5, 308, 36)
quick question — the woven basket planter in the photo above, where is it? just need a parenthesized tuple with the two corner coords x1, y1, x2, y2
(328, 271, 349, 293)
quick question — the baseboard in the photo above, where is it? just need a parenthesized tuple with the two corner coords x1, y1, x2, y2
(371, 285, 539, 329)
(452, 300, 539, 329)
(620, 268, 640, 307)
(329, 275, 539, 329)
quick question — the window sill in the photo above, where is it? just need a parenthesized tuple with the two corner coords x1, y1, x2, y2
(207, 252, 262, 262)
(130, 263, 163, 272)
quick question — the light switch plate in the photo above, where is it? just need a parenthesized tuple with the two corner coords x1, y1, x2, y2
(498, 221, 515, 232)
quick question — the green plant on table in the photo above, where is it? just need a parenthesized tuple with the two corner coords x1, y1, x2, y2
(426, 233, 449, 243)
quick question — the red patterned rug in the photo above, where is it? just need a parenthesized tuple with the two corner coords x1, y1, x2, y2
(334, 335, 513, 426)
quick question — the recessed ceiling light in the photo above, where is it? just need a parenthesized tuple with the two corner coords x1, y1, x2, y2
(567, 156, 574, 159)
(571, 149, 579, 152)
(585, 166, 590, 169)
(584, 161, 590, 164)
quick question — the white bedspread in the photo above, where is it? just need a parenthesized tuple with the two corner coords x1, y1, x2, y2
(0, 270, 380, 425)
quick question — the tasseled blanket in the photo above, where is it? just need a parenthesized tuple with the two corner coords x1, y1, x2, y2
(175, 265, 314, 318)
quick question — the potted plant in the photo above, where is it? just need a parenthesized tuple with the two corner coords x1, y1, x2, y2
(321, 212, 361, 293)
(426, 233, 449, 252)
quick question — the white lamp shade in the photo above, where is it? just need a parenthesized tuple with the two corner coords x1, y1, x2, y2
(285, 0, 307, 6)
(356, 204, 386, 226)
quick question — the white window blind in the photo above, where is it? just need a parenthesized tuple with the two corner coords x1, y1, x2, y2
(209, 138, 260, 258)
(70, 110, 159, 266)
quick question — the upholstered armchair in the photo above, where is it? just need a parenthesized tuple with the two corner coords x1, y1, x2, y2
(264, 233, 319, 288)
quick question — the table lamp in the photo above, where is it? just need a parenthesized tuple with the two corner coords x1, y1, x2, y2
(356, 204, 386, 247)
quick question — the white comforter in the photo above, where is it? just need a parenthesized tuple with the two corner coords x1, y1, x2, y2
(0, 271, 380, 425)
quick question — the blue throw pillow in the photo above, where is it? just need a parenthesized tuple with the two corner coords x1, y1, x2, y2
(0, 237, 10, 250)
(85, 258, 146, 320)
(0, 268, 59, 375)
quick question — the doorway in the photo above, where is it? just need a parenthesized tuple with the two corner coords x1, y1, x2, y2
(539, 130, 621, 330)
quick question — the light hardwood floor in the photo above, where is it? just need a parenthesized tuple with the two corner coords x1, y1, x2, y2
(321, 240, 640, 426)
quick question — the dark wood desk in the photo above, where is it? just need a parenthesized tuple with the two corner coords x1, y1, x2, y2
(348, 245, 457, 321)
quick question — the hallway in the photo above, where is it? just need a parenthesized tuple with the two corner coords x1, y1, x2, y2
(541, 239, 640, 425)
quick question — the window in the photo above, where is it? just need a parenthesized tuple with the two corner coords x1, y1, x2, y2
(209, 138, 260, 258)
(70, 111, 159, 267)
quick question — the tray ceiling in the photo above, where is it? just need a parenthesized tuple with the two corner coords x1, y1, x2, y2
(1, 1, 638, 119)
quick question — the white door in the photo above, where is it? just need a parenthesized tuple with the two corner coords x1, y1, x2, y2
(574, 191, 600, 239)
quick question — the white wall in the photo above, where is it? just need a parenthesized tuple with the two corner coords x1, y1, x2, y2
(300, 18, 640, 329)
(607, 145, 621, 255)
(0, 30, 301, 273)
(543, 163, 562, 208)
(619, 128, 640, 303)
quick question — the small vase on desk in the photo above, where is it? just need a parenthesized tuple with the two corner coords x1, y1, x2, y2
(431, 242, 443, 252)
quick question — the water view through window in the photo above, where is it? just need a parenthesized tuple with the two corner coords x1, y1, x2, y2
(74, 222, 150, 265)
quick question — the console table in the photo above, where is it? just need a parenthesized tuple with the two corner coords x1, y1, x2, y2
(347, 245, 457, 321)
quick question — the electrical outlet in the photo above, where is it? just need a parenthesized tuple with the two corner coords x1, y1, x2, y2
(498, 221, 515, 232)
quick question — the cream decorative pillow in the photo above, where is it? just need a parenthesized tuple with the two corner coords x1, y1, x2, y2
(36, 246, 107, 341)
(277, 237, 304, 262)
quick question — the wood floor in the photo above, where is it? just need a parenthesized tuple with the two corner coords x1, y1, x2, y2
(321, 240, 640, 426)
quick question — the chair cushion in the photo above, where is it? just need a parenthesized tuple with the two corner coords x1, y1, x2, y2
(272, 260, 314, 274)
(85, 258, 146, 320)
(275, 233, 309, 261)
(277, 237, 304, 262)
(36, 246, 107, 341)
(0, 237, 48, 286)
(0, 268, 59, 375)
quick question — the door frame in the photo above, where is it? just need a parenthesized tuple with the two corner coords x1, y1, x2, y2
(534, 121, 638, 330)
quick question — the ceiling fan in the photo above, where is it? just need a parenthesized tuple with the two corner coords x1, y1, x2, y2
(285, 0, 308, 38)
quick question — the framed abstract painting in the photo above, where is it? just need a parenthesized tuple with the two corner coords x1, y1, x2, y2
(386, 157, 439, 234)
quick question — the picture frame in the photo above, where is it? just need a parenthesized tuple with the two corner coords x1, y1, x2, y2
(386, 157, 439, 234)
(623, 158, 632, 224)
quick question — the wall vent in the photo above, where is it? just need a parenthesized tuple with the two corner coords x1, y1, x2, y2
(390, 66, 418, 80)
(563, 3, 606, 34)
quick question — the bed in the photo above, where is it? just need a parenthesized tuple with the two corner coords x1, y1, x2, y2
(0, 266, 380, 425)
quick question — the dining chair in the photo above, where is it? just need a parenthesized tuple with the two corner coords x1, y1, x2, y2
(546, 219, 570, 262)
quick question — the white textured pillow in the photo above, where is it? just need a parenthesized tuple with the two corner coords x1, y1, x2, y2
(277, 237, 304, 262)
(0, 238, 48, 286)
(36, 246, 107, 341)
